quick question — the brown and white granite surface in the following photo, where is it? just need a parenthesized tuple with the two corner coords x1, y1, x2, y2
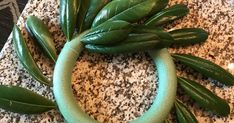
(0, 0, 233, 123)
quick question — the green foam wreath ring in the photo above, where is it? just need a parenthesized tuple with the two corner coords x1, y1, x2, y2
(53, 35, 177, 123)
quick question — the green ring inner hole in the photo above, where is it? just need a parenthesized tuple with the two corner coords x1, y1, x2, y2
(71, 52, 159, 122)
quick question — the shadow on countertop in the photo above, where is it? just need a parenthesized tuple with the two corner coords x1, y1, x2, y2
(0, 0, 28, 51)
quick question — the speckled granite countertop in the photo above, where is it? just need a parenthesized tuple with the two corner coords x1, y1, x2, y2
(0, 0, 233, 123)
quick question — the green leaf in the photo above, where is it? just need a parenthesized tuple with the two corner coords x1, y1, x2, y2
(85, 33, 172, 54)
(25, 16, 57, 62)
(169, 28, 208, 46)
(164, 119, 171, 123)
(178, 77, 230, 116)
(81, 20, 132, 45)
(92, 0, 168, 27)
(145, 4, 189, 26)
(132, 25, 174, 41)
(175, 99, 198, 123)
(76, 0, 90, 33)
(172, 54, 234, 86)
(0, 85, 56, 114)
(77, 0, 109, 32)
(60, 0, 80, 41)
(13, 25, 52, 86)
(124, 33, 159, 43)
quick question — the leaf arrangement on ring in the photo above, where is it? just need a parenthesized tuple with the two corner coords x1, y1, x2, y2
(6, 0, 234, 122)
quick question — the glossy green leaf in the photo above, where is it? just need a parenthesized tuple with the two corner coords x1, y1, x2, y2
(81, 20, 132, 45)
(175, 99, 198, 123)
(77, 0, 109, 32)
(0, 85, 56, 114)
(92, 0, 168, 27)
(60, 0, 80, 40)
(178, 77, 230, 116)
(133, 24, 164, 31)
(164, 119, 171, 123)
(172, 54, 234, 86)
(124, 33, 159, 43)
(85, 33, 172, 54)
(13, 25, 52, 86)
(132, 25, 174, 41)
(169, 28, 208, 46)
(25, 16, 57, 62)
(76, 0, 90, 33)
(145, 4, 189, 26)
